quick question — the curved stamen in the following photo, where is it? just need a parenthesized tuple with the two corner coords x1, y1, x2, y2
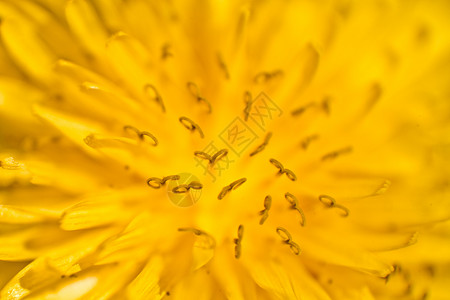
(144, 84, 166, 113)
(139, 131, 158, 146)
(250, 132, 272, 156)
(229, 178, 247, 190)
(211, 149, 229, 165)
(276, 227, 292, 242)
(284, 169, 297, 181)
(194, 151, 212, 162)
(243, 91, 252, 121)
(318, 194, 336, 207)
(186, 82, 212, 113)
(333, 204, 350, 217)
(179, 116, 205, 138)
(146, 177, 163, 189)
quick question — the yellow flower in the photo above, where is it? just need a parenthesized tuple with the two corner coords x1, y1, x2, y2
(1, 0, 450, 299)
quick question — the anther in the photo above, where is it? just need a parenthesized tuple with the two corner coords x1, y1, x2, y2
(321, 146, 352, 161)
(147, 177, 163, 189)
(234, 224, 244, 259)
(194, 151, 212, 162)
(291, 102, 315, 117)
(297, 207, 306, 226)
(161, 43, 173, 60)
(259, 195, 272, 225)
(254, 70, 283, 84)
(179, 116, 204, 138)
(218, 178, 246, 200)
(318, 195, 336, 207)
(285, 192, 298, 207)
(172, 181, 203, 193)
(123, 125, 140, 137)
(243, 91, 252, 121)
(288, 241, 301, 255)
(210, 149, 229, 165)
(284, 169, 297, 181)
(300, 134, 319, 150)
(188, 181, 203, 190)
(269, 158, 285, 173)
(269, 159, 297, 181)
(144, 84, 166, 113)
(229, 178, 247, 190)
(285, 193, 305, 226)
(276, 227, 301, 255)
(124, 126, 158, 146)
(333, 204, 349, 217)
(161, 175, 180, 184)
(276, 227, 292, 242)
(139, 131, 158, 146)
(218, 186, 232, 200)
(217, 53, 230, 79)
(178, 227, 202, 235)
(172, 184, 190, 194)
(186, 82, 212, 113)
(250, 132, 272, 156)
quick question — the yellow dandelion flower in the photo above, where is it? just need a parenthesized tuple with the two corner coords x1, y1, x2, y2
(1, 0, 450, 299)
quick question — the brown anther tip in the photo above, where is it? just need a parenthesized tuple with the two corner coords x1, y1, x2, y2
(230, 178, 247, 190)
(146, 177, 162, 189)
(172, 184, 190, 194)
(139, 131, 158, 146)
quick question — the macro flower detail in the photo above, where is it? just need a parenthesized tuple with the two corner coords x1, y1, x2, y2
(1, 0, 450, 299)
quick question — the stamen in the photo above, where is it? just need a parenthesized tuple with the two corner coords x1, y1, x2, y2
(194, 151, 212, 162)
(124, 126, 158, 146)
(276, 227, 301, 255)
(285, 192, 298, 207)
(300, 134, 319, 150)
(218, 186, 232, 200)
(291, 102, 315, 117)
(161, 43, 173, 60)
(259, 195, 272, 225)
(179, 116, 205, 138)
(269, 158, 285, 173)
(172, 184, 190, 194)
(321, 96, 331, 115)
(210, 149, 229, 165)
(123, 125, 140, 137)
(243, 91, 252, 121)
(373, 179, 391, 195)
(276, 227, 292, 242)
(218, 178, 247, 199)
(229, 178, 247, 190)
(234, 224, 244, 259)
(250, 132, 272, 156)
(217, 53, 230, 79)
(147, 177, 163, 189)
(139, 131, 158, 146)
(186, 82, 212, 113)
(161, 175, 181, 184)
(178, 227, 202, 235)
(333, 204, 349, 217)
(284, 169, 297, 181)
(188, 181, 203, 190)
(318, 194, 336, 207)
(321, 146, 352, 161)
(144, 84, 166, 113)
(254, 70, 283, 84)
(285, 193, 305, 226)
(172, 181, 203, 193)
(288, 241, 301, 255)
(269, 159, 297, 181)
